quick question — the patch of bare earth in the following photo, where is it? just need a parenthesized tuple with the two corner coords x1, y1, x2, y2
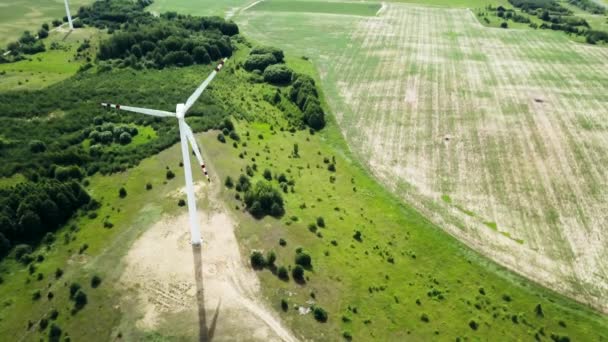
(119, 186, 296, 341)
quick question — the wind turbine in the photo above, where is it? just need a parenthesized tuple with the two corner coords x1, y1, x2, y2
(101, 58, 228, 245)
(64, 0, 74, 30)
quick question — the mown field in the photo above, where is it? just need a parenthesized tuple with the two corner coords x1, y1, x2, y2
(237, 1, 608, 313)
(147, 0, 252, 18)
(0, 0, 93, 45)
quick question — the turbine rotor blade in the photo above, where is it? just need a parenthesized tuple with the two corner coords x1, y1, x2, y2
(184, 123, 210, 182)
(182, 58, 228, 115)
(101, 103, 175, 118)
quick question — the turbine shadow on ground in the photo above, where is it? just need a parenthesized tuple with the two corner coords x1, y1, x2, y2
(61, 30, 72, 41)
(192, 245, 221, 342)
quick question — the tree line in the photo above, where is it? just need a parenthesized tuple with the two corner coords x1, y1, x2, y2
(0, 180, 92, 261)
(505, 0, 608, 43)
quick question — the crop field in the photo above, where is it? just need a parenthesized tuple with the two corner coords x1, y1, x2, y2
(238, 2, 608, 312)
(147, 0, 253, 18)
(0, 0, 93, 45)
(249, 0, 381, 16)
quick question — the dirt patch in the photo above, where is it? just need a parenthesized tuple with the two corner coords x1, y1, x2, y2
(120, 192, 296, 340)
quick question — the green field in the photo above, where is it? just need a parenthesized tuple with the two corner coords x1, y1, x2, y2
(0, 0, 93, 46)
(147, 0, 252, 17)
(1, 0, 608, 340)
(250, 0, 382, 16)
(237, 2, 608, 313)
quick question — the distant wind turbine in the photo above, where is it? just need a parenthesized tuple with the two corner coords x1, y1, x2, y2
(64, 0, 74, 30)
(101, 58, 228, 245)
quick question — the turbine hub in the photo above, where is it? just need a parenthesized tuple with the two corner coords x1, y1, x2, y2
(176, 103, 185, 118)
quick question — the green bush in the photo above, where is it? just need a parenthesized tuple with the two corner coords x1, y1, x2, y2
(316, 217, 325, 227)
(91, 275, 102, 288)
(74, 290, 88, 310)
(313, 307, 328, 322)
(69, 283, 81, 299)
(263, 169, 272, 180)
(295, 251, 312, 269)
(281, 298, 289, 311)
(292, 265, 305, 282)
(225, 176, 234, 188)
(266, 250, 276, 266)
(119, 187, 127, 198)
(278, 266, 289, 280)
(250, 251, 266, 269)
(244, 53, 278, 72)
(244, 181, 285, 218)
(251, 46, 285, 62)
(263, 64, 293, 85)
(166, 170, 175, 180)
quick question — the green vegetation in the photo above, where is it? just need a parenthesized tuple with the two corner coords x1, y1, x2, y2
(250, 0, 382, 16)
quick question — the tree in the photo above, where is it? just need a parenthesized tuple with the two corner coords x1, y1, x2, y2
(263, 169, 272, 180)
(244, 181, 284, 218)
(91, 275, 102, 288)
(118, 132, 132, 144)
(19, 211, 42, 237)
(278, 266, 289, 280)
(316, 217, 325, 227)
(250, 251, 266, 269)
(74, 290, 87, 310)
(29, 140, 46, 153)
(295, 251, 312, 269)
(500, 22, 508, 29)
(266, 250, 276, 267)
(166, 170, 175, 180)
(263, 64, 293, 84)
(119, 187, 127, 198)
(69, 283, 81, 299)
(251, 46, 285, 62)
(225, 176, 234, 188)
(192, 46, 211, 64)
(38, 29, 49, 39)
(0, 233, 10, 259)
(244, 53, 277, 72)
(313, 307, 328, 322)
(292, 265, 305, 282)
(49, 323, 62, 341)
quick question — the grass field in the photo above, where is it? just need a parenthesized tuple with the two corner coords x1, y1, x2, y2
(237, 2, 608, 313)
(250, 0, 381, 16)
(0, 27, 100, 91)
(147, 0, 253, 18)
(0, 0, 93, 46)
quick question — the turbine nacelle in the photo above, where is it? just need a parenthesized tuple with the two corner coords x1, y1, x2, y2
(176, 103, 186, 119)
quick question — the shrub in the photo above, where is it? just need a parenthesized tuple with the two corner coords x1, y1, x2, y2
(295, 251, 312, 268)
(178, 199, 186, 207)
(263, 169, 272, 180)
(119, 187, 127, 198)
(469, 319, 479, 330)
(146, 182, 153, 190)
(55, 268, 63, 279)
(49, 323, 62, 340)
(421, 313, 430, 322)
(313, 307, 328, 322)
(217, 133, 226, 143)
(343, 331, 353, 341)
(266, 250, 276, 266)
(292, 265, 305, 282)
(316, 217, 325, 227)
(281, 298, 288, 311)
(263, 64, 293, 84)
(308, 223, 317, 233)
(74, 290, 87, 309)
(279, 238, 287, 246)
(14, 244, 32, 261)
(229, 131, 240, 141)
(535, 303, 544, 317)
(225, 176, 234, 188)
(250, 251, 266, 269)
(49, 309, 59, 320)
(500, 22, 508, 28)
(327, 164, 336, 172)
(39, 317, 49, 330)
(502, 294, 512, 302)
(278, 266, 289, 280)
(251, 46, 285, 62)
(29, 140, 46, 153)
(32, 290, 41, 300)
(244, 53, 277, 72)
(244, 181, 285, 218)
(353, 231, 362, 241)
(69, 283, 81, 299)
(166, 170, 175, 180)
(91, 275, 102, 288)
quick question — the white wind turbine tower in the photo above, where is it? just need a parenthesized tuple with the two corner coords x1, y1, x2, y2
(101, 58, 228, 245)
(64, 0, 74, 30)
